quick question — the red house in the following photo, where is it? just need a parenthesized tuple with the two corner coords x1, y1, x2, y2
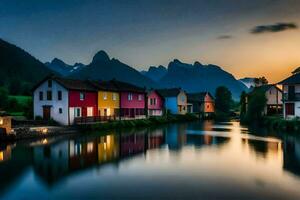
(33, 76, 98, 125)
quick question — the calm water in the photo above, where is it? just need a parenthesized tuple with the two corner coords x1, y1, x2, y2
(1, 121, 300, 199)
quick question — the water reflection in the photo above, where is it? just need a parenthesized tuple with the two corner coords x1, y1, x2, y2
(1, 121, 300, 199)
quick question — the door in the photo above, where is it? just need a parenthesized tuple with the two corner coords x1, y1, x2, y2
(87, 107, 93, 117)
(43, 106, 51, 120)
(285, 103, 295, 116)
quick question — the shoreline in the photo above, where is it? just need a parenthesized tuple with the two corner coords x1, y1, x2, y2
(1, 114, 199, 142)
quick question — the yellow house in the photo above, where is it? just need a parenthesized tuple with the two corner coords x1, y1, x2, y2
(89, 81, 120, 117)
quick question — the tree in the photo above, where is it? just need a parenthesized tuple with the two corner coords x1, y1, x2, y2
(9, 79, 22, 95)
(254, 77, 268, 87)
(245, 88, 267, 123)
(240, 91, 247, 123)
(0, 87, 8, 110)
(215, 86, 232, 120)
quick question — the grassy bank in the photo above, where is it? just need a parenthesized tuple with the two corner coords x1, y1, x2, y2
(78, 114, 199, 132)
(262, 116, 300, 133)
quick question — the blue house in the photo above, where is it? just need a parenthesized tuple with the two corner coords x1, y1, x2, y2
(157, 88, 188, 115)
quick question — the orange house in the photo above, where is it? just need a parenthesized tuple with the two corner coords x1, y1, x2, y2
(187, 92, 215, 117)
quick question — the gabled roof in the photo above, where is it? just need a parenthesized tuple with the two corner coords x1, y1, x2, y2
(88, 80, 119, 92)
(156, 88, 183, 97)
(32, 75, 97, 92)
(248, 84, 282, 95)
(278, 73, 300, 85)
(187, 92, 214, 102)
(109, 79, 145, 93)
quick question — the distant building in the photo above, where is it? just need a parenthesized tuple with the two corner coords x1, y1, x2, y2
(187, 92, 215, 117)
(157, 88, 188, 115)
(279, 73, 300, 119)
(246, 84, 283, 116)
(33, 76, 98, 125)
(147, 90, 164, 116)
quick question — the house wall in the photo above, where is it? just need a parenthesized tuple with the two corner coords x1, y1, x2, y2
(284, 102, 300, 119)
(98, 91, 119, 116)
(69, 90, 98, 124)
(147, 91, 164, 110)
(203, 94, 215, 113)
(283, 84, 300, 93)
(33, 80, 69, 125)
(266, 86, 283, 105)
(177, 91, 187, 115)
(164, 97, 178, 114)
(120, 92, 145, 108)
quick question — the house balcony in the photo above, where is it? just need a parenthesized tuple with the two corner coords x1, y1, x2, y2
(283, 93, 300, 101)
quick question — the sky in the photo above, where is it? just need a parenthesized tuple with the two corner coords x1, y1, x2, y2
(1, 0, 300, 83)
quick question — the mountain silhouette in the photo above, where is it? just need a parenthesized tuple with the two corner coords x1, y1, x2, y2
(45, 58, 85, 76)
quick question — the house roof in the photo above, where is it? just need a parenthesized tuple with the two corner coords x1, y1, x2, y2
(278, 73, 300, 85)
(187, 92, 214, 103)
(88, 80, 119, 92)
(248, 84, 282, 95)
(32, 75, 97, 92)
(109, 79, 145, 93)
(156, 88, 182, 97)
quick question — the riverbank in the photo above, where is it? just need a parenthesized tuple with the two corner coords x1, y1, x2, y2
(77, 114, 199, 132)
(0, 114, 199, 142)
(262, 116, 300, 133)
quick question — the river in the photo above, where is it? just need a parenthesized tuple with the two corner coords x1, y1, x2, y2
(1, 121, 300, 199)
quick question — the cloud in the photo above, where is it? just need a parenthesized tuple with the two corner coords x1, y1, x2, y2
(251, 22, 297, 34)
(217, 35, 233, 40)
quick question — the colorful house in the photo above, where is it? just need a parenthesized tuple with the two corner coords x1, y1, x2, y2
(147, 90, 164, 116)
(279, 73, 300, 119)
(89, 80, 120, 119)
(109, 80, 146, 119)
(246, 84, 283, 116)
(33, 76, 98, 125)
(187, 92, 215, 117)
(157, 88, 188, 115)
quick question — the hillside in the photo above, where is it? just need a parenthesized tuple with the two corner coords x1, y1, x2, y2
(0, 39, 53, 94)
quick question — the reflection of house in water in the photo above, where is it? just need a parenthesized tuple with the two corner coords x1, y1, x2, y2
(97, 134, 119, 164)
(0, 143, 12, 162)
(283, 137, 300, 177)
(33, 141, 70, 183)
(147, 129, 165, 149)
(186, 134, 229, 147)
(165, 124, 187, 150)
(242, 138, 282, 159)
(120, 130, 147, 157)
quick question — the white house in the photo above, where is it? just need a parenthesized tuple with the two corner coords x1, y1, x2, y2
(279, 73, 300, 119)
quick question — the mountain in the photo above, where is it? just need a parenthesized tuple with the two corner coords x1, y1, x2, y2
(45, 58, 85, 76)
(0, 38, 54, 94)
(141, 65, 167, 82)
(239, 77, 256, 89)
(150, 59, 247, 99)
(70, 50, 156, 88)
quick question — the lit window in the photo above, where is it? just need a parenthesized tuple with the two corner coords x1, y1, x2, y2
(138, 94, 143, 101)
(103, 92, 107, 100)
(47, 91, 52, 100)
(39, 91, 43, 101)
(112, 93, 117, 101)
(128, 93, 133, 101)
(80, 92, 85, 101)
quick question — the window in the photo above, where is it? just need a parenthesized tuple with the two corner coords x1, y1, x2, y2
(285, 103, 295, 115)
(80, 92, 85, 101)
(128, 93, 133, 101)
(112, 93, 117, 101)
(150, 98, 153, 105)
(47, 91, 52, 100)
(75, 108, 81, 117)
(48, 80, 52, 87)
(103, 92, 107, 100)
(59, 108, 63, 114)
(153, 98, 157, 105)
(58, 91, 62, 100)
(138, 94, 143, 101)
(39, 91, 43, 101)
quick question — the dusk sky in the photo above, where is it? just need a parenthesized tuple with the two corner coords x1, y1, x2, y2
(1, 0, 300, 82)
